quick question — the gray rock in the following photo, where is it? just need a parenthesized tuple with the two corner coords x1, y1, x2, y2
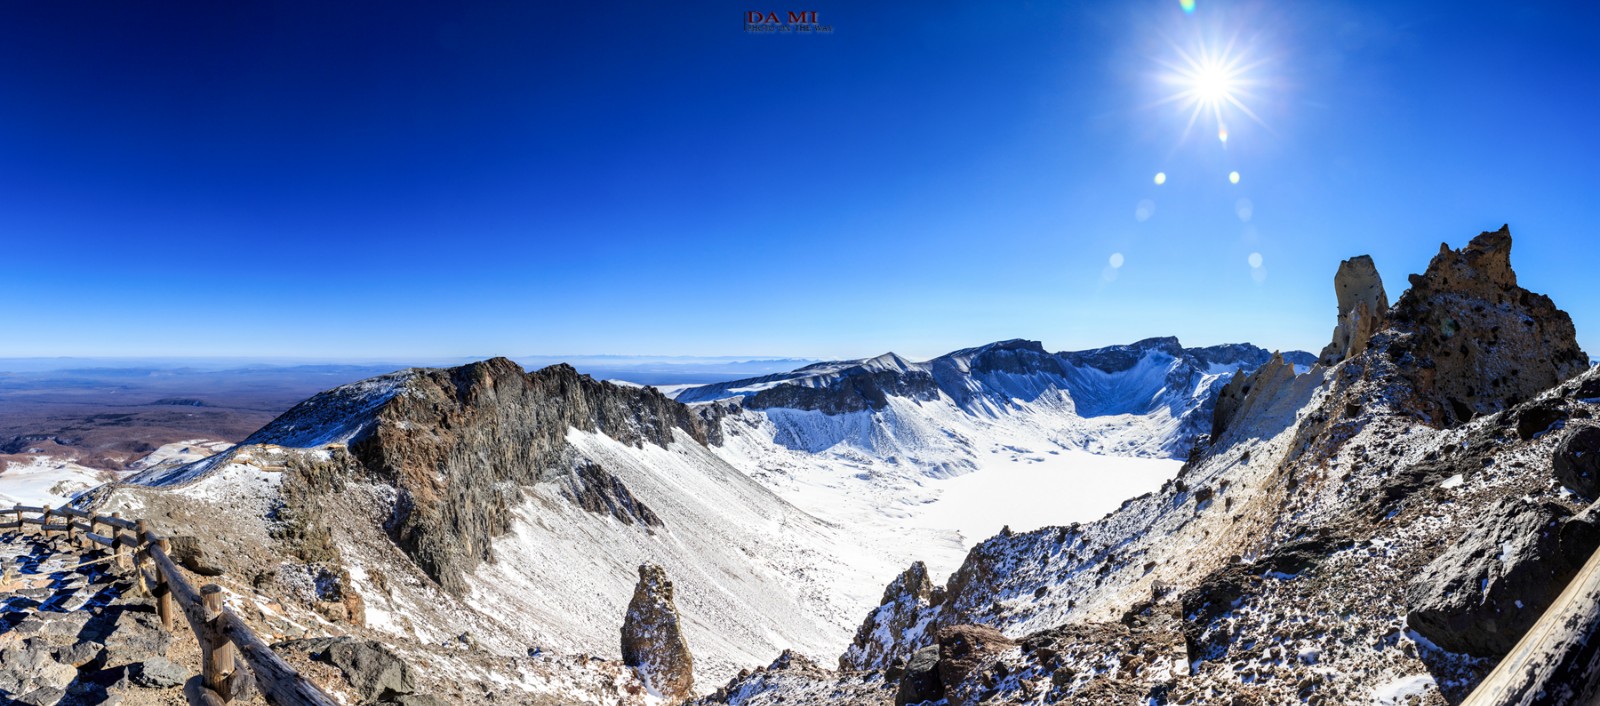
(894, 645, 943, 706)
(1554, 426, 1600, 497)
(381, 696, 455, 706)
(54, 640, 103, 668)
(13, 611, 90, 640)
(15, 685, 68, 706)
(131, 657, 188, 688)
(277, 636, 416, 702)
(1406, 497, 1600, 656)
(100, 610, 172, 667)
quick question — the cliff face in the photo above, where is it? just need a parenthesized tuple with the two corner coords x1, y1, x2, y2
(249, 357, 722, 595)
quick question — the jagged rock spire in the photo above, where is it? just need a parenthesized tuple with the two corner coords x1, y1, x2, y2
(1319, 254, 1389, 365)
(1389, 225, 1588, 425)
(621, 563, 694, 700)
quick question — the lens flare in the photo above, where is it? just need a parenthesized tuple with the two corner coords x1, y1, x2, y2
(1110, 252, 1126, 268)
(1179, 0, 1196, 13)
(1228, 171, 1240, 184)
(1135, 199, 1156, 222)
(1248, 252, 1263, 268)
(1154, 172, 1167, 185)
(1218, 126, 1228, 143)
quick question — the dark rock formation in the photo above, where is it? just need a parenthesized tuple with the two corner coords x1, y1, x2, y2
(746, 358, 941, 414)
(1319, 255, 1389, 365)
(249, 358, 720, 595)
(894, 646, 943, 705)
(562, 462, 662, 528)
(1387, 226, 1588, 425)
(841, 561, 943, 671)
(1555, 425, 1600, 498)
(621, 563, 694, 700)
(1406, 498, 1600, 657)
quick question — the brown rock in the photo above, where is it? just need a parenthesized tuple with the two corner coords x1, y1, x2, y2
(937, 624, 1015, 706)
(621, 563, 694, 700)
(1319, 255, 1389, 365)
(1388, 226, 1588, 425)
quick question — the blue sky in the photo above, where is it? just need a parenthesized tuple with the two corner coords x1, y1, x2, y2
(2, 1, 1595, 361)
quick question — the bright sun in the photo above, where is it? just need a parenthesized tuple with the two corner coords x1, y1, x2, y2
(1155, 37, 1265, 143)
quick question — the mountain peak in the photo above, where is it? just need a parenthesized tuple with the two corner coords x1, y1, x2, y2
(1389, 225, 1587, 425)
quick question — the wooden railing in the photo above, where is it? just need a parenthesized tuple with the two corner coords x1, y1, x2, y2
(1462, 543, 1600, 705)
(4, 504, 337, 706)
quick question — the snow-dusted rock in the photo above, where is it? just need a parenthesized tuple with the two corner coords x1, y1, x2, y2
(841, 561, 942, 672)
(621, 563, 694, 700)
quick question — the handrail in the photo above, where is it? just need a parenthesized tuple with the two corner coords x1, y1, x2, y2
(5, 503, 338, 706)
(1462, 543, 1600, 705)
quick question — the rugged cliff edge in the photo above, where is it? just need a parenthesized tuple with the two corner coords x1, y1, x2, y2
(698, 226, 1598, 705)
(244, 357, 720, 595)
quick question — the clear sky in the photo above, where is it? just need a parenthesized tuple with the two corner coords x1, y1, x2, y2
(2, 1, 1595, 361)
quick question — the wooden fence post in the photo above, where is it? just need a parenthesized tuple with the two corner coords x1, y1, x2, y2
(9, 504, 18, 531)
(65, 514, 77, 547)
(201, 585, 236, 700)
(111, 512, 129, 568)
(154, 538, 175, 632)
(41, 506, 52, 540)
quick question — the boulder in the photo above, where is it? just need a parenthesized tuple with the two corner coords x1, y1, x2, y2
(130, 657, 188, 688)
(620, 563, 694, 701)
(1554, 426, 1600, 497)
(893, 645, 943, 706)
(276, 636, 416, 703)
(1406, 497, 1600, 656)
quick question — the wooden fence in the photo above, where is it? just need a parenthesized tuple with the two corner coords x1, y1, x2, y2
(3, 504, 337, 706)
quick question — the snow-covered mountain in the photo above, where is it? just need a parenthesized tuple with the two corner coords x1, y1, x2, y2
(679, 338, 1313, 558)
(82, 360, 945, 701)
(681, 337, 1312, 459)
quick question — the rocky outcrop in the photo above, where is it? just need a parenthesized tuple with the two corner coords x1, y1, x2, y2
(1387, 226, 1589, 425)
(621, 563, 694, 700)
(562, 462, 663, 528)
(248, 357, 721, 595)
(841, 561, 943, 672)
(935, 625, 1017, 706)
(1555, 425, 1600, 498)
(1210, 351, 1297, 441)
(274, 637, 418, 703)
(1319, 255, 1389, 365)
(1405, 498, 1600, 656)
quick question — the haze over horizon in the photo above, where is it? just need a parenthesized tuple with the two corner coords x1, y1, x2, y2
(3, 1, 1595, 360)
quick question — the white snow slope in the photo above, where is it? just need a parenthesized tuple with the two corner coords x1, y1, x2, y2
(689, 341, 1261, 579)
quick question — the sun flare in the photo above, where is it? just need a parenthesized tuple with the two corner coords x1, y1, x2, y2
(1155, 36, 1267, 143)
